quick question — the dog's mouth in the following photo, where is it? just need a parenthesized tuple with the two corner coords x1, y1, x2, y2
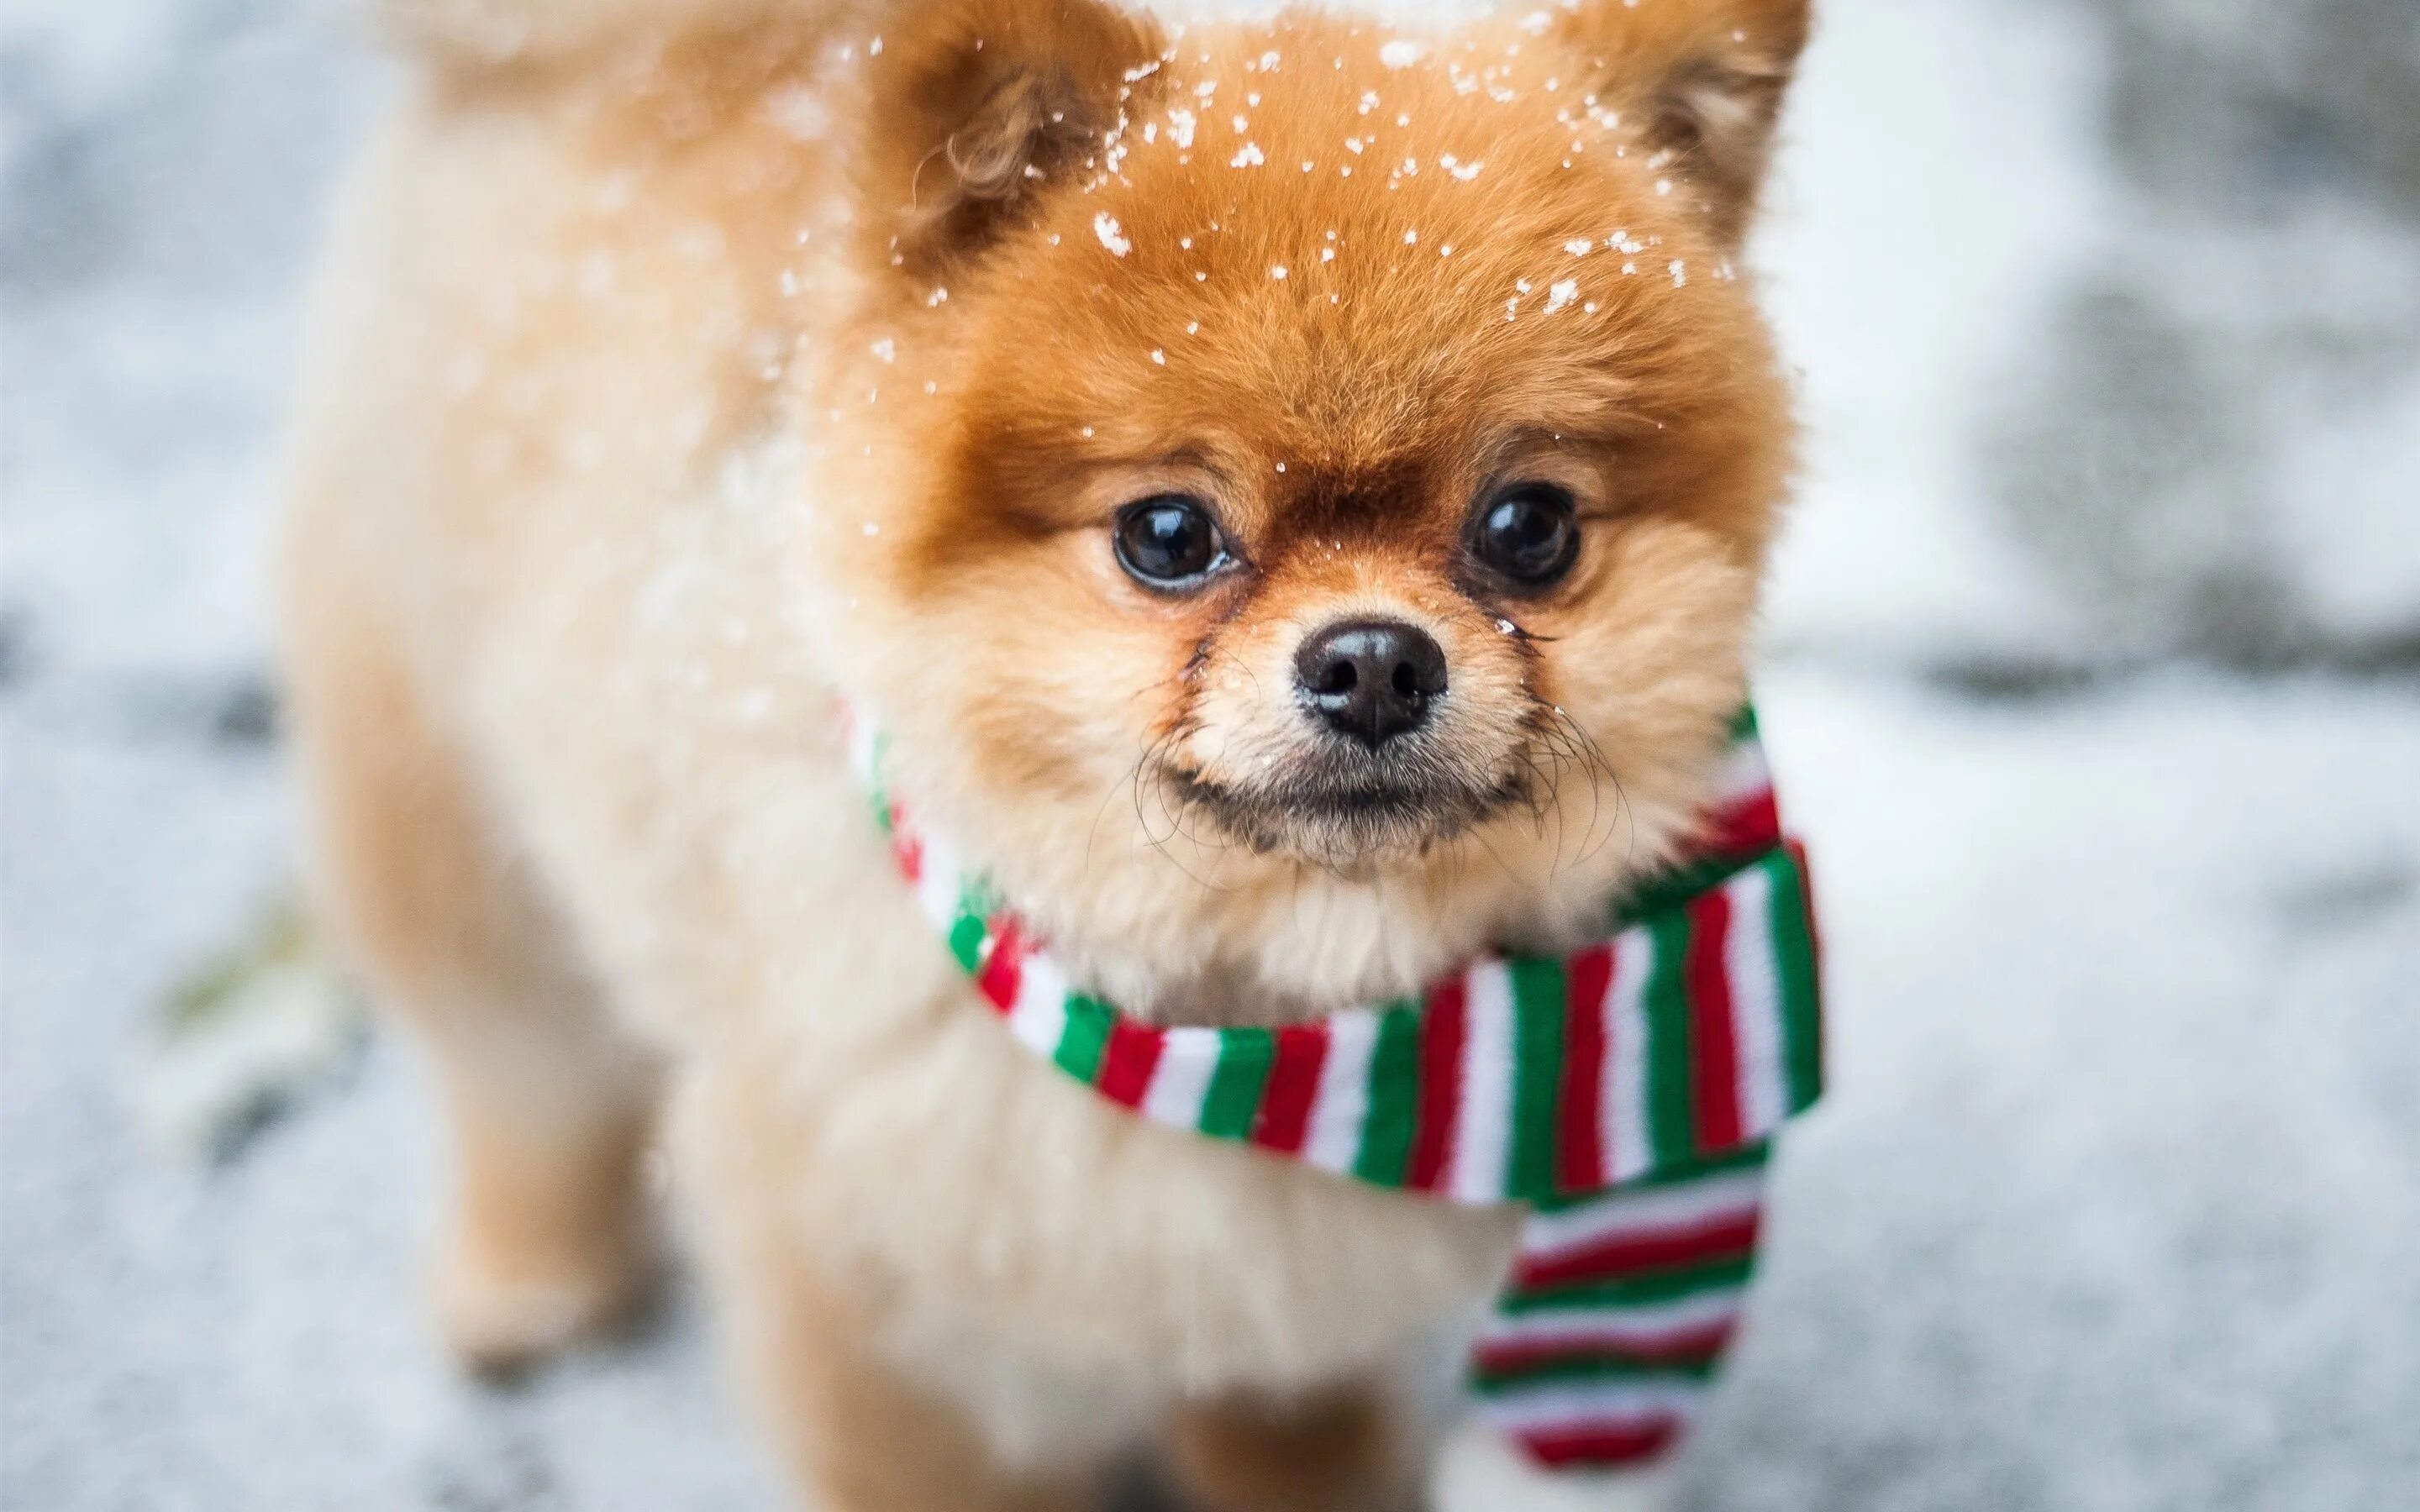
(1154, 752, 1530, 867)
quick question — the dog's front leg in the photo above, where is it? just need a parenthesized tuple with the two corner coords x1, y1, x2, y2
(1163, 1383, 1425, 1512)
(677, 1057, 1117, 1512)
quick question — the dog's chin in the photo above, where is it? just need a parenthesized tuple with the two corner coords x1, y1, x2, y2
(1158, 759, 1527, 873)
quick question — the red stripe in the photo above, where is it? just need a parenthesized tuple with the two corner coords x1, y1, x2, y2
(1514, 1420, 1684, 1468)
(1702, 787, 1781, 857)
(1250, 1023, 1331, 1154)
(889, 823, 923, 884)
(1685, 890, 1744, 1153)
(1555, 944, 1613, 1194)
(1404, 976, 1469, 1193)
(1096, 1019, 1166, 1108)
(1512, 1207, 1763, 1289)
(1475, 1319, 1739, 1376)
(974, 918, 1025, 1014)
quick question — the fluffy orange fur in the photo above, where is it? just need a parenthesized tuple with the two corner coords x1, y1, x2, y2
(280, 0, 1808, 1506)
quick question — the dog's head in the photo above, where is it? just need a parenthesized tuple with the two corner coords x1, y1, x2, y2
(807, 0, 1807, 1005)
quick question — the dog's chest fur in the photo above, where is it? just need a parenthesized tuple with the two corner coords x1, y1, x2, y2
(503, 429, 1524, 1448)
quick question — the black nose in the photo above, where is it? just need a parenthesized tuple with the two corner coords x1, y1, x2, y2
(1293, 619, 1449, 748)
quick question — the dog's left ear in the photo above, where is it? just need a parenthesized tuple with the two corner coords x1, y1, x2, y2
(855, 0, 1165, 277)
(1550, 0, 1812, 245)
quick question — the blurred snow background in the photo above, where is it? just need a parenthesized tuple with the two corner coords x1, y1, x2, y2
(3, 2, 2416, 1509)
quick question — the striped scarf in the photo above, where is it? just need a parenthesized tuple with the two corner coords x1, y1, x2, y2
(847, 711, 1823, 1471)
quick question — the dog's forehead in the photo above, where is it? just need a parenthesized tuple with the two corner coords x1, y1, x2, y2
(1089, 20, 1608, 274)
(977, 22, 1681, 474)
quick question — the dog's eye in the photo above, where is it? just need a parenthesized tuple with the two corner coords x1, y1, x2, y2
(1113, 496, 1228, 588)
(1470, 484, 1581, 587)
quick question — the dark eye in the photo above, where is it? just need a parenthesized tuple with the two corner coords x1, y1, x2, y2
(1113, 495, 1228, 587)
(1471, 484, 1581, 587)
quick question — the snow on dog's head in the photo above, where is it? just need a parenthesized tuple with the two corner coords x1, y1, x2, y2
(808, 0, 1808, 1014)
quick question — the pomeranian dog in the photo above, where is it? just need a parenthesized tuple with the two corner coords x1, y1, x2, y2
(279, 0, 1810, 1505)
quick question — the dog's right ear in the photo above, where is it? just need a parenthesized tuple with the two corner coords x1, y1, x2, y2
(855, 0, 1163, 276)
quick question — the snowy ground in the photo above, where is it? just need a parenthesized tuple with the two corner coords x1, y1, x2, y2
(5, 3, 2420, 1510)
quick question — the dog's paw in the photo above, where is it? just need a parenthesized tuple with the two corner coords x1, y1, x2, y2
(428, 1221, 644, 1376)
(1432, 1419, 1673, 1512)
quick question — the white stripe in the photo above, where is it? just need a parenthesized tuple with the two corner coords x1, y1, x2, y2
(1302, 1010, 1379, 1174)
(1724, 864, 1789, 1137)
(1139, 1027, 1220, 1130)
(844, 711, 880, 784)
(1476, 1286, 1747, 1350)
(1449, 961, 1518, 1203)
(1712, 738, 1772, 808)
(1517, 1168, 1768, 1260)
(912, 832, 966, 932)
(1475, 1378, 1706, 1436)
(1602, 927, 1655, 1183)
(1005, 949, 1071, 1058)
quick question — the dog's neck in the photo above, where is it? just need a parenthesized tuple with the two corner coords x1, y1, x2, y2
(844, 706, 1786, 1032)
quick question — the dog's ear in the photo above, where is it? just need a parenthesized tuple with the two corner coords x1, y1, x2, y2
(856, 0, 1163, 276)
(1550, 0, 1811, 245)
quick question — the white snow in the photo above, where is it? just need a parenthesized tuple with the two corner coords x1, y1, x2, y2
(1749, 0, 2114, 662)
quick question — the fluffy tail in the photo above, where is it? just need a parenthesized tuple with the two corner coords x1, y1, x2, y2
(376, 0, 809, 68)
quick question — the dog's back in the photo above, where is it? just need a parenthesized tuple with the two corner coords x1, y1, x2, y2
(275, 0, 865, 1363)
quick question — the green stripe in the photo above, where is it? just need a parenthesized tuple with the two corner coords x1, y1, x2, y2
(1641, 908, 1697, 1169)
(1630, 1142, 1769, 1189)
(947, 882, 992, 974)
(1470, 1352, 1723, 1393)
(1616, 849, 1771, 928)
(1496, 1252, 1756, 1315)
(1505, 958, 1567, 1200)
(1197, 1029, 1274, 1140)
(1352, 1002, 1422, 1185)
(1765, 848, 1823, 1112)
(1054, 994, 1113, 1084)
(1728, 705, 1760, 743)
(865, 732, 892, 830)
